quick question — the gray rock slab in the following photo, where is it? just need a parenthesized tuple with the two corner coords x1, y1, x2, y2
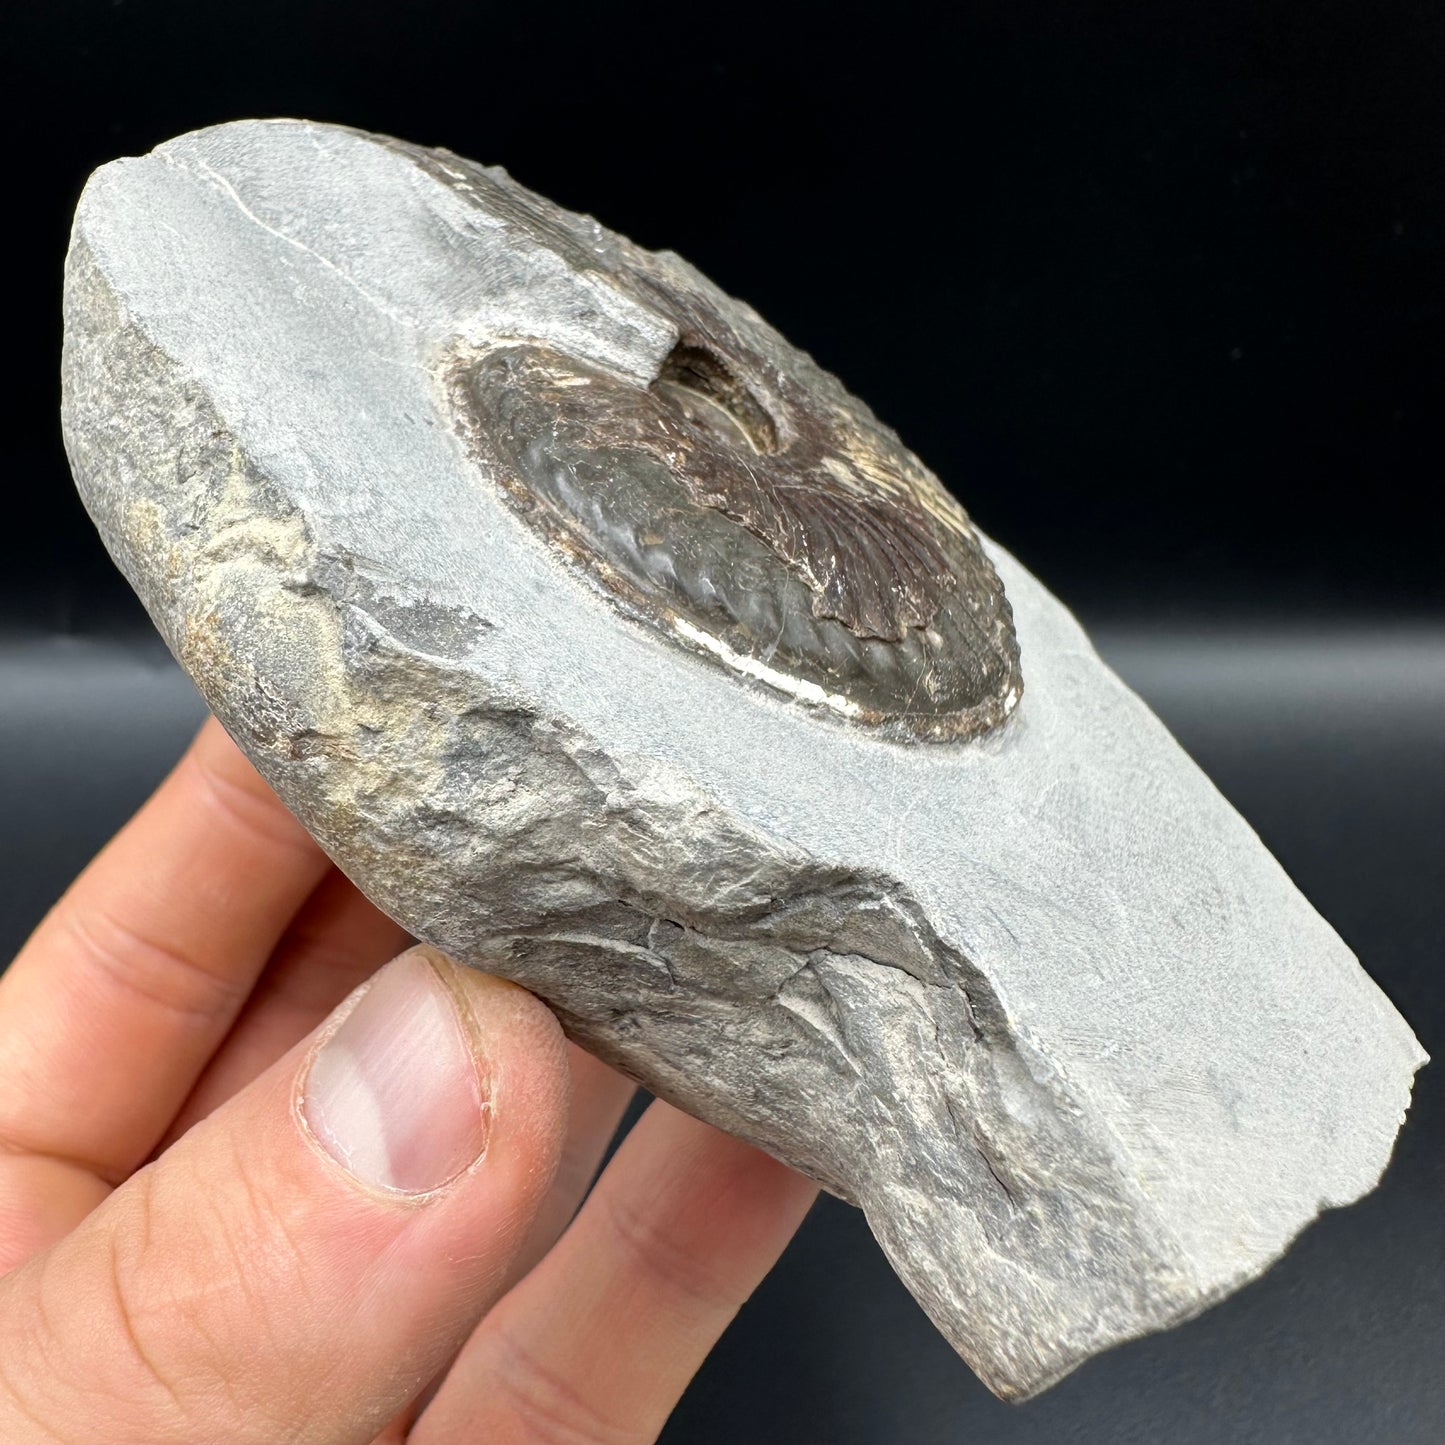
(60, 119, 1426, 1401)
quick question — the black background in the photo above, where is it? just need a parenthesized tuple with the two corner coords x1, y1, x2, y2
(5, 0, 1443, 629)
(2, 3, 1442, 1441)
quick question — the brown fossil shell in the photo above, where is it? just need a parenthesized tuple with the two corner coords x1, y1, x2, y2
(425, 147, 1022, 741)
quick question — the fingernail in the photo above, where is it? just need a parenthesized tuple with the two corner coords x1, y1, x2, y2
(301, 948, 489, 1194)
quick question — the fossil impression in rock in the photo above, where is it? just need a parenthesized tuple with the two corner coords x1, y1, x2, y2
(61, 120, 1426, 1402)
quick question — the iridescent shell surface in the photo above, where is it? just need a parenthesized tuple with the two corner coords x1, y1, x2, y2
(416, 144, 1022, 742)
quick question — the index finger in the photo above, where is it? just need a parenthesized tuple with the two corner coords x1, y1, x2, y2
(0, 718, 329, 1259)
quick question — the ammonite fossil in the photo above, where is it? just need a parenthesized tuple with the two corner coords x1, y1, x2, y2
(407, 143, 1021, 742)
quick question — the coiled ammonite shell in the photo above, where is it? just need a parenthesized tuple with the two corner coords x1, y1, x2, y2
(420, 146, 1022, 742)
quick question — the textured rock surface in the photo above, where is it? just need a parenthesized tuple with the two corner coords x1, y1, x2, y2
(61, 120, 1426, 1401)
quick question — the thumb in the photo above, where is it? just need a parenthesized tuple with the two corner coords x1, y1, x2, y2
(0, 946, 570, 1444)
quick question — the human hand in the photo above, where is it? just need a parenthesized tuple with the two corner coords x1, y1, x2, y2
(0, 718, 817, 1442)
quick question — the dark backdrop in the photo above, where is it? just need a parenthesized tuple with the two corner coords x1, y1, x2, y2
(6, 0, 1444, 629)
(3, 3, 1441, 1442)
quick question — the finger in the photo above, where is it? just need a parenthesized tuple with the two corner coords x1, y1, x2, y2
(162, 869, 412, 1143)
(0, 948, 570, 1444)
(505, 1045, 635, 1283)
(376, 1045, 635, 1445)
(0, 718, 328, 1215)
(415, 1100, 818, 1445)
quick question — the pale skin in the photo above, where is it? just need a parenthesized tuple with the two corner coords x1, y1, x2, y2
(0, 717, 819, 1442)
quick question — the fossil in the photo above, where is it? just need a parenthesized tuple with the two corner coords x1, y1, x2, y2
(61, 119, 1426, 1402)
(451, 338, 1020, 740)
(410, 138, 1021, 741)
